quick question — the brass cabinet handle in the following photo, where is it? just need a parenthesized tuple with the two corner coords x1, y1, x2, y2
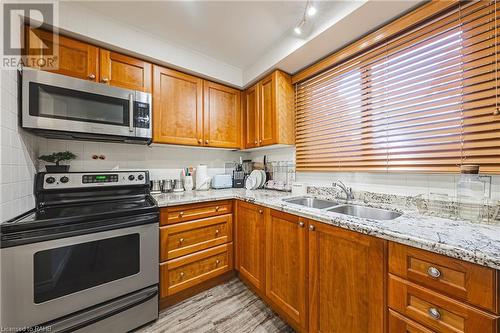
(259, 140, 262, 143)
(494, 108, 500, 116)
(180, 272, 185, 278)
(88, 74, 96, 80)
(215, 229, 220, 235)
(179, 212, 184, 217)
(427, 266, 441, 278)
(179, 238, 184, 244)
(254, 141, 257, 144)
(298, 221, 305, 227)
(428, 307, 441, 320)
(205, 139, 209, 144)
(101, 77, 109, 83)
(258, 209, 263, 214)
(215, 259, 220, 265)
(309, 224, 315, 231)
(215, 206, 220, 211)
(198, 138, 202, 144)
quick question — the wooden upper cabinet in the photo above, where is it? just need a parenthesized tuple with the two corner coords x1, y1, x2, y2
(236, 201, 266, 292)
(265, 210, 308, 331)
(203, 81, 241, 148)
(153, 66, 203, 146)
(99, 50, 152, 92)
(244, 84, 259, 148)
(243, 70, 295, 149)
(308, 221, 386, 333)
(26, 28, 99, 81)
(259, 74, 276, 146)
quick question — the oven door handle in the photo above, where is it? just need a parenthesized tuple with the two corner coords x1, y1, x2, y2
(43, 285, 158, 333)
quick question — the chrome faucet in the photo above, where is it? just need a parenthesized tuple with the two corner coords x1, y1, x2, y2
(332, 180, 354, 201)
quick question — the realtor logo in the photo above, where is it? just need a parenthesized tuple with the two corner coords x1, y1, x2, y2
(1, 1, 58, 69)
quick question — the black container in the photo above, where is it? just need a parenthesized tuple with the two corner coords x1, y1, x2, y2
(45, 165, 70, 172)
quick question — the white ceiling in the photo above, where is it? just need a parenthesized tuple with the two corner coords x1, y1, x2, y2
(67, 0, 422, 87)
(76, 1, 347, 69)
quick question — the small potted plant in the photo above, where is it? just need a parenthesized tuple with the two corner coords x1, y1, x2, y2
(39, 151, 77, 172)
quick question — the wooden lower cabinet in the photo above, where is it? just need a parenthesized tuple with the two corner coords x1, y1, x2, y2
(235, 201, 266, 292)
(160, 243, 233, 298)
(308, 221, 386, 333)
(389, 309, 436, 333)
(265, 210, 308, 331)
(388, 275, 499, 333)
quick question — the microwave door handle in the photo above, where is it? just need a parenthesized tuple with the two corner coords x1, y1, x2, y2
(129, 93, 134, 133)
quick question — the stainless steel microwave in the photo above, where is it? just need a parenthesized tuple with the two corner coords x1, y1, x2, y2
(21, 69, 152, 144)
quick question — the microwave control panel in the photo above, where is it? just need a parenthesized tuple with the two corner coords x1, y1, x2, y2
(134, 102, 150, 129)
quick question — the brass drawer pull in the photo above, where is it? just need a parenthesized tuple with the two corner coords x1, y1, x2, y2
(309, 225, 315, 231)
(427, 266, 441, 278)
(215, 206, 220, 211)
(298, 221, 305, 227)
(179, 212, 184, 217)
(180, 272, 185, 278)
(215, 229, 220, 235)
(259, 209, 263, 214)
(179, 238, 184, 244)
(88, 73, 96, 80)
(215, 259, 220, 265)
(428, 307, 441, 320)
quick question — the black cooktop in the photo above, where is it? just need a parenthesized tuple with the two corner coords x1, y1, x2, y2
(1, 196, 157, 232)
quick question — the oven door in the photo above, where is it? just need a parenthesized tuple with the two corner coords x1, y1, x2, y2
(21, 69, 151, 139)
(0, 222, 158, 329)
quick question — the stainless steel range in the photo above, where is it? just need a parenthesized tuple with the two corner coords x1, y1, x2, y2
(0, 171, 159, 332)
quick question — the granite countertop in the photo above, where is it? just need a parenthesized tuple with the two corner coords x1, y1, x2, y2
(153, 189, 500, 270)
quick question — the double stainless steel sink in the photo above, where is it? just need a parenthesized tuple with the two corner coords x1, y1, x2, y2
(283, 196, 402, 221)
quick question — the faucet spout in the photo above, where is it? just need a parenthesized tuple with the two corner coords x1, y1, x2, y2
(332, 180, 354, 201)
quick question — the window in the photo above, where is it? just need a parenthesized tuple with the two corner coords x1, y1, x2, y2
(295, 1, 500, 173)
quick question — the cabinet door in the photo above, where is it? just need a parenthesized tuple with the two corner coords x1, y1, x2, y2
(100, 50, 152, 92)
(26, 28, 98, 81)
(244, 84, 259, 148)
(266, 210, 308, 330)
(308, 221, 386, 333)
(153, 66, 203, 145)
(203, 81, 241, 148)
(236, 201, 266, 291)
(259, 74, 277, 146)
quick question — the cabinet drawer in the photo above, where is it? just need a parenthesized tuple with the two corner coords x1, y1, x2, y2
(160, 243, 233, 297)
(389, 275, 499, 333)
(389, 242, 499, 313)
(160, 200, 232, 225)
(160, 214, 232, 261)
(389, 309, 436, 333)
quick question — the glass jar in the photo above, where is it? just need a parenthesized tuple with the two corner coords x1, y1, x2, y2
(457, 165, 485, 222)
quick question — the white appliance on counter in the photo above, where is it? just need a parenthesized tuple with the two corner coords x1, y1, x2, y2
(211, 174, 232, 189)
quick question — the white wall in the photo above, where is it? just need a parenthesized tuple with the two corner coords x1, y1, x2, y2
(249, 146, 500, 201)
(0, 70, 39, 222)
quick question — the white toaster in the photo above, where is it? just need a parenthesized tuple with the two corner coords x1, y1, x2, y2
(211, 174, 233, 189)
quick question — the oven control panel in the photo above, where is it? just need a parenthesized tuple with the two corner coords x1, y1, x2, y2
(43, 171, 148, 189)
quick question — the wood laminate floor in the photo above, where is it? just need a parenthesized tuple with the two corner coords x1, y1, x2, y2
(136, 278, 294, 333)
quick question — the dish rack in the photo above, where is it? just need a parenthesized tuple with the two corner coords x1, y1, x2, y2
(264, 161, 296, 192)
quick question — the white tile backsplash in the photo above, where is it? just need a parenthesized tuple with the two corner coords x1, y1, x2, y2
(39, 139, 247, 181)
(0, 69, 38, 222)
